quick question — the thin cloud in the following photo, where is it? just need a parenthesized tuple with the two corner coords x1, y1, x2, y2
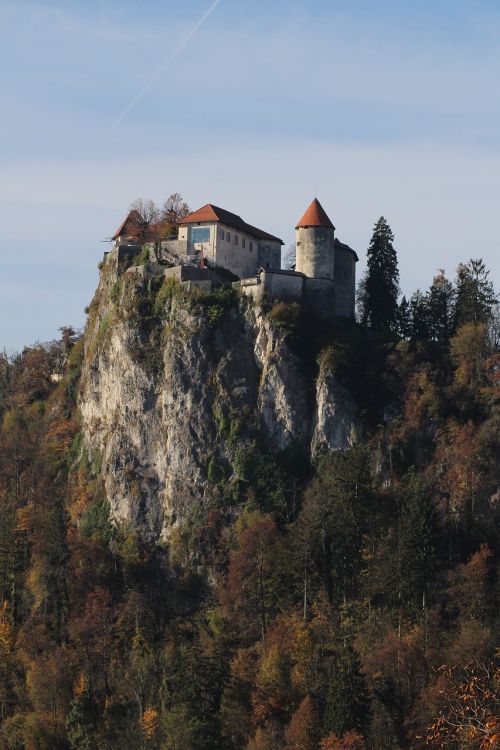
(99, 0, 225, 146)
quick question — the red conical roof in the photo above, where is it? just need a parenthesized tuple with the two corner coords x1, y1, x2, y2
(296, 198, 335, 230)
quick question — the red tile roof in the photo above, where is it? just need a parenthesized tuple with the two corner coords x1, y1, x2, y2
(112, 210, 142, 240)
(296, 198, 335, 230)
(179, 204, 284, 245)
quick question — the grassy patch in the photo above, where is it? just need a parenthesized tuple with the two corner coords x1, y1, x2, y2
(266, 300, 301, 332)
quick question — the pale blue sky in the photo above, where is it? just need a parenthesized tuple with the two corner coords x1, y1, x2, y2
(1, 0, 500, 350)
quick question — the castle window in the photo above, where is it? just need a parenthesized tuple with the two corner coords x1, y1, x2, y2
(226, 232, 230, 242)
(242, 238, 246, 248)
(249, 242, 253, 252)
(234, 235, 239, 245)
(297, 241, 301, 246)
(191, 227, 210, 244)
(218, 228, 225, 239)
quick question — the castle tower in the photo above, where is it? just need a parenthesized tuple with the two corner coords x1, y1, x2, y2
(295, 198, 335, 279)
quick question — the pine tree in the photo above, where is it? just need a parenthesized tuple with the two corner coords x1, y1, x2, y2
(399, 471, 438, 625)
(427, 269, 454, 344)
(454, 258, 497, 329)
(397, 296, 411, 339)
(408, 290, 430, 341)
(322, 644, 369, 738)
(361, 217, 400, 333)
(299, 445, 373, 605)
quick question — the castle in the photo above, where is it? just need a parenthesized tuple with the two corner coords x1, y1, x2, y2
(111, 198, 358, 318)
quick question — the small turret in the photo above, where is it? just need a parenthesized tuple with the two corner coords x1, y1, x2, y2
(295, 198, 335, 279)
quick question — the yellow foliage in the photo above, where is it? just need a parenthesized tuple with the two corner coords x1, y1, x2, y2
(73, 672, 87, 697)
(0, 601, 13, 652)
(26, 565, 47, 610)
(15, 504, 34, 534)
(141, 707, 159, 741)
(450, 322, 489, 391)
(288, 615, 314, 692)
(67, 470, 93, 524)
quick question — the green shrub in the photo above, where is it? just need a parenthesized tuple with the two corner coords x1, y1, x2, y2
(94, 312, 113, 351)
(110, 280, 122, 305)
(267, 300, 301, 331)
(65, 338, 84, 403)
(193, 284, 236, 310)
(132, 246, 150, 266)
(153, 277, 186, 315)
(207, 454, 225, 484)
(207, 304, 224, 328)
(80, 500, 114, 543)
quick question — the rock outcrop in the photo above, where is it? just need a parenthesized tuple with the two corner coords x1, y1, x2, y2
(79, 250, 358, 539)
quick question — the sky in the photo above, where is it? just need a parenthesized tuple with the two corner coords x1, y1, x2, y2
(1, 0, 500, 351)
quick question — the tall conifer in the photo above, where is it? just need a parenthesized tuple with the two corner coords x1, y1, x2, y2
(427, 269, 454, 344)
(361, 217, 400, 333)
(454, 258, 497, 329)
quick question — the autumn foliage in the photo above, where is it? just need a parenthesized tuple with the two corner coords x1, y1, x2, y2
(0, 255, 499, 749)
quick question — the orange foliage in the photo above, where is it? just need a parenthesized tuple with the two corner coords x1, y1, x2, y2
(401, 365, 439, 433)
(426, 661, 500, 749)
(319, 730, 366, 750)
(141, 707, 159, 741)
(448, 544, 492, 624)
(43, 417, 78, 463)
(435, 421, 484, 521)
(284, 696, 319, 750)
(73, 672, 87, 698)
(222, 512, 278, 638)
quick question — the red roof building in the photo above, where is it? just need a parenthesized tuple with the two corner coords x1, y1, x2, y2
(179, 204, 284, 245)
(112, 210, 142, 242)
(296, 198, 335, 230)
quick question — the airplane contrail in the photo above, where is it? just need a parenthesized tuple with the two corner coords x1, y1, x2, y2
(101, 0, 224, 143)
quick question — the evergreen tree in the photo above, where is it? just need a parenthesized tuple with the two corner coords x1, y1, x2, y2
(299, 445, 373, 605)
(397, 296, 411, 340)
(66, 695, 97, 750)
(399, 471, 438, 622)
(322, 644, 369, 738)
(361, 217, 400, 333)
(427, 269, 454, 344)
(408, 290, 430, 341)
(454, 258, 497, 329)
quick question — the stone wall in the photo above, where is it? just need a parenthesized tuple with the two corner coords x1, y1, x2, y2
(296, 226, 335, 279)
(304, 278, 336, 319)
(238, 269, 304, 302)
(258, 240, 282, 271)
(333, 243, 356, 318)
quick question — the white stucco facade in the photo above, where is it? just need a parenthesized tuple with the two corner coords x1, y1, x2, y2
(177, 221, 281, 279)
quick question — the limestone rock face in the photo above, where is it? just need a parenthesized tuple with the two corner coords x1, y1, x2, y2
(311, 366, 358, 455)
(79, 254, 358, 539)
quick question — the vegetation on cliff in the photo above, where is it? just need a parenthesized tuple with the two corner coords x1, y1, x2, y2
(0, 235, 499, 749)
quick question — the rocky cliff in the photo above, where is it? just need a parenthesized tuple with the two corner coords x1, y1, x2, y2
(78, 250, 358, 539)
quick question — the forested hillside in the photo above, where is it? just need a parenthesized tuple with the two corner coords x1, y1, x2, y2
(0, 234, 499, 749)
